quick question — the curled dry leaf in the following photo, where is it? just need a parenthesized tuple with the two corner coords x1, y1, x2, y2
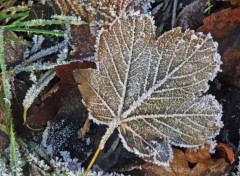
(140, 143, 233, 176)
(189, 158, 229, 176)
(197, 7, 240, 40)
(185, 145, 211, 164)
(74, 14, 222, 168)
(214, 143, 234, 164)
(197, 7, 240, 88)
(142, 149, 190, 176)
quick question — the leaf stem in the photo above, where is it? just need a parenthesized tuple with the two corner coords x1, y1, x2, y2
(84, 123, 117, 175)
(84, 146, 101, 176)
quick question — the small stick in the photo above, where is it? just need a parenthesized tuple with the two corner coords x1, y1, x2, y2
(81, 117, 90, 140)
(171, 0, 178, 28)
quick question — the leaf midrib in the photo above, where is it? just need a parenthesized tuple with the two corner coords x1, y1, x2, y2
(121, 35, 209, 119)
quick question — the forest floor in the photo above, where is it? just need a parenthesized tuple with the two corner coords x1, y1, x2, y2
(0, 0, 240, 175)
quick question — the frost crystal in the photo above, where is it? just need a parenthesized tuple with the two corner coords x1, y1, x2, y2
(74, 14, 222, 166)
(22, 70, 56, 112)
(30, 35, 45, 54)
(78, 0, 154, 35)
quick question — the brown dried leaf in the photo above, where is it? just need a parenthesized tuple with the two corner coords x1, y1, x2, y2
(51, 0, 87, 17)
(197, 7, 240, 88)
(69, 25, 96, 60)
(214, 143, 235, 164)
(80, 0, 153, 24)
(197, 7, 240, 40)
(221, 0, 240, 5)
(170, 149, 191, 175)
(4, 31, 25, 67)
(189, 158, 229, 176)
(142, 149, 190, 176)
(140, 143, 233, 175)
(25, 62, 94, 127)
(185, 145, 211, 164)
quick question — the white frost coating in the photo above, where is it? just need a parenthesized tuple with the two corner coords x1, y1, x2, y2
(22, 69, 56, 110)
(209, 140, 217, 154)
(23, 48, 30, 60)
(30, 35, 45, 54)
(25, 41, 66, 64)
(29, 72, 37, 83)
(190, 33, 198, 40)
(51, 15, 85, 25)
(41, 122, 51, 148)
(118, 129, 172, 167)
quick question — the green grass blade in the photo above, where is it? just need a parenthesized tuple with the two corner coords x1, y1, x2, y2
(6, 27, 64, 36)
(4, 35, 32, 47)
(0, 12, 29, 19)
(1, 29, 21, 176)
(0, 29, 11, 101)
(9, 14, 29, 26)
(9, 120, 18, 176)
(15, 19, 87, 27)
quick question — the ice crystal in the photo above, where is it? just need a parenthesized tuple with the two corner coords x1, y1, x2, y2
(22, 69, 56, 113)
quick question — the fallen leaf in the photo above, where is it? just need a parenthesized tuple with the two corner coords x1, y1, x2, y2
(214, 143, 235, 164)
(55, 62, 95, 83)
(69, 25, 96, 61)
(4, 31, 25, 67)
(197, 7, 240, 40)
(197, 7, 240, 88)
(25, 62, 95, 127)
(176, 0, 208, 30)
(185, 145, 211, 164)
(189, 158, 229, 176)
(51, 0, 87, 17)
(170, 149, 191, 175)
(74, 14, 222, 167)
(79, 0, 153, 25)
(142, 149, 191, 176)
(221, 0, 240, 5)
(139, 143, 233, 176)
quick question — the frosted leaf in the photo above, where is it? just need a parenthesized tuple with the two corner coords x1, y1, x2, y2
(79, 0, 154, 25)
(73, 14, 222, 165)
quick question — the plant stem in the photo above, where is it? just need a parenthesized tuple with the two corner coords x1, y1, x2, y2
(84, 124, 116, 176)
(9, 120, 17, 176)
(81, 118, 90, 140)
(0, 29, 18, 176)
(5, 27, 64, 36)
(84, 146, 101, 176)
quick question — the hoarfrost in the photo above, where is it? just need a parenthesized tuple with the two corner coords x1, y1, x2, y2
(22, 69, 56, 111)
(74, 13, 223, 166)
(30, 35, 45, 54)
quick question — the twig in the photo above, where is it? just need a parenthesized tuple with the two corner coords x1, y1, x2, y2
(171, 0, 178, 28)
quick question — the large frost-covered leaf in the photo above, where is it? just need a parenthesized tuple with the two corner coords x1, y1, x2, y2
(73, 14, 222, 165)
